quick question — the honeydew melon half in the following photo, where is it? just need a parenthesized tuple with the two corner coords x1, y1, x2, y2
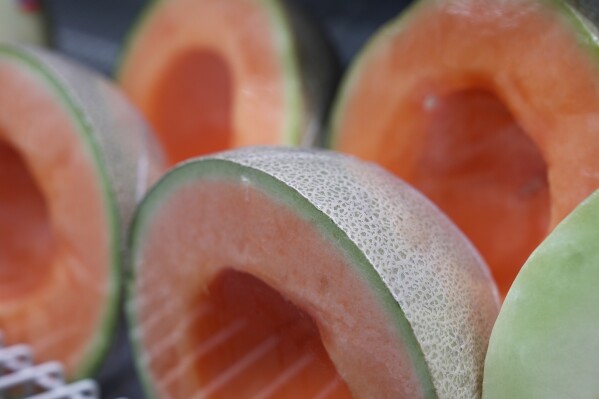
(483, 189, 599, 399)
(329, 0, 599, 297)
(0, 43, 165, 379)
(127, 147, 499, 399)
(118, 0, 338, 166)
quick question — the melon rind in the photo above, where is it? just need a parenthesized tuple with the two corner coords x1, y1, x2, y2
(0, 43, 164, 378)
(117, 0, 338, 148)
(128, 147, 499, 399)
(483, 189, 599, 399)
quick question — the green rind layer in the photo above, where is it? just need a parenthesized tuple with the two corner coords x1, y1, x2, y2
(327, 0, 599, 148)
(483, 190, 599, 398)
(128, 147, 499, 398)
(116, 0, 337, 148)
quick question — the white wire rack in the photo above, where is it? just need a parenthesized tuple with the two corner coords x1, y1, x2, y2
(0, 331, 124, 399)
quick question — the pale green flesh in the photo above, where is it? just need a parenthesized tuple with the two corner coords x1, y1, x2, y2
(127, 157, 436, 399)
(0, 44, 121, 380)
(483, 190, 599, 399)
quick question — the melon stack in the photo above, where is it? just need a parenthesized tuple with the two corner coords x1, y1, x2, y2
(2, 0, 599, 398)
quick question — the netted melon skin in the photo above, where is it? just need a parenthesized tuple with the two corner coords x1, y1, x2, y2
(209, 147, 500, 398)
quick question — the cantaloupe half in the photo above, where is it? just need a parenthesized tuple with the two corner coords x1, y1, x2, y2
(118, 0, 337, 166)
(329, 0, 599, 296)
(483, 189, 599, 398)
(127, 147, 499, 399)
(0, 43, 165, 379)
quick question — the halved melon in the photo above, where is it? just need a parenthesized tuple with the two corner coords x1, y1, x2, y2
(117, 0, 338, 166)
(483, 189, 599, 398)
(0, 43, 165, 379)
(329, 0, 599, 296)
(0, 0, 49, 45)
(127, 147, 499, 398)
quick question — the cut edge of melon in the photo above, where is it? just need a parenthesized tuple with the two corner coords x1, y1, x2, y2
(126, 157, 437, 399)
(327, 0, 599, 147)
(116, 0, 305, 148)
(0, 44, 122, 379)
(482, 188, 599, 398)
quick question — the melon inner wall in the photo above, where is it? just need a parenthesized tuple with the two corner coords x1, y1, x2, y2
(399, 88, 549, 296)
(188, 269, 352, 398)
(149, 49, 233, 165)
(0, 138, 55, 299)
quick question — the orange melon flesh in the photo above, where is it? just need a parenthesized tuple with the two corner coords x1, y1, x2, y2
(133, 179, 422, 398)
(0, 56, 110, 376)
(119, 0, 290, 166)
(331, 0, 599, 296)
(0, 140, 55, 298)
(149, 49, 233, 163)
(190, 270, 351, 398)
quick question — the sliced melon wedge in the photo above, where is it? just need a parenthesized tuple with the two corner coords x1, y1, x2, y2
(0, 43, 165, 379)
(483, 189, 599, 398)
(128, 147, 499, 398)
(118, 0, 338, 166)
(329, 0, 599, 297)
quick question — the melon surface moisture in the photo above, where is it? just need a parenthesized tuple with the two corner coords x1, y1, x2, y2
(128, 147, 499, 399)
(118, 0, 337, 166)
(0, 43, 165, 379)
(329, 0, 599, 296)
(483, 189, 599, 399)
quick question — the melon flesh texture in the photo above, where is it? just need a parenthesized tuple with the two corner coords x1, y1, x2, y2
(483, 189, 599, 398)
(0, 44, 164, 379)
(129, 148, 499, 399)
(119, 0, 337, 166)
(330, 0, 599, 296)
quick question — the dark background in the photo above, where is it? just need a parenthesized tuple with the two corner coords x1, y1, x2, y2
(45, 0, 412, 75)
(41, 0, 412, 398)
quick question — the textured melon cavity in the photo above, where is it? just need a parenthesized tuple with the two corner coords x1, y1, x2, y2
(187, 269, 353, 398)
(128, 147, 499, 399)
(408, 88, 550, 297)
(0, 138, 55, 299)
(483, 189, 599, 399)
(148, 49, 233, 163)
(0, 43, 165, 379)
